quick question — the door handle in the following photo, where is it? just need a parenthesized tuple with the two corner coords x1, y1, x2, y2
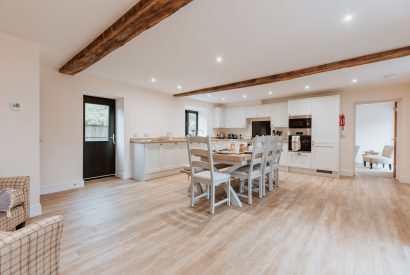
(110, 133, 116, 145)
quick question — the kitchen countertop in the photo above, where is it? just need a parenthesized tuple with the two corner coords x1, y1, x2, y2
(130, 137, 286, 144)
(211, 138, 252, 142)
(130, 137, 186, 144)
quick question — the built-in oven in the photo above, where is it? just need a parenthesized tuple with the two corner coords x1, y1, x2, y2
(288, 129, 311, 152)
(289, 115, 312, 129)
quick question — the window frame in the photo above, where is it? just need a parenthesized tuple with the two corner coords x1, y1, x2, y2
(185, 110, 199, 136)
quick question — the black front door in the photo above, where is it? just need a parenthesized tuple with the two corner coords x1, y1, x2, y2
(83, 96, 116, 180)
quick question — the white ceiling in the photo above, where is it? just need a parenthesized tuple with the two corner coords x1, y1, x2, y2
(1, 0, 410, 103)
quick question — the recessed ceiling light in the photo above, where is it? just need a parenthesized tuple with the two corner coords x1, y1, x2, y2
(343, 14, 353, 22)
(151, 77, 156, 83)
(384, 74, 397, 79)
(207, 94, 211, 97)
(216, 56, 223, 63)
(352, 78, 358, 83)
(243, 94, 247, 99)
(222, 97, 226, 101)
(177, 85, 182, 90)
(268, 90, 273, 95)
(305, 85, 310, 90)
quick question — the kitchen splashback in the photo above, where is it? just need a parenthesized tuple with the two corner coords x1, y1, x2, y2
(214, 118, 288, 140)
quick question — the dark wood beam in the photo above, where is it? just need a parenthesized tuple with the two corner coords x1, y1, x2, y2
(174, 46, 410, 97)
(60, 0, 192, 75)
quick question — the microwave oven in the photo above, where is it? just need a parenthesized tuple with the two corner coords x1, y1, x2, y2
(289, 115, 312, 129)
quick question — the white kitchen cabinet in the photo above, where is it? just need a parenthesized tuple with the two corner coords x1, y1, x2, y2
(311, 96, 340, 172)
(176, 142, 189, 166)
(288, 99, 312, 116)
(144, 144, 161, 174)
(132, 141, 188, 181)
(271, 102, 288, 127)
(160, 143, 176, 170)
(288, 152, 312, 168)
(212, 107, 225, 128)
(245, 105, 270, 118)
(224, 107, 246, 128)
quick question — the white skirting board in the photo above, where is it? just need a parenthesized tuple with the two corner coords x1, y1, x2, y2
(40, 179, 85, 195)
(115, 171, 130, 179)
(340, 170, 354, 177)
(398, 176, 410, 184)
(30, 204, 42, 217)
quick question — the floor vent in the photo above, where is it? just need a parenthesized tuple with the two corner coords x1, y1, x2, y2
(316, 170, 333, 174)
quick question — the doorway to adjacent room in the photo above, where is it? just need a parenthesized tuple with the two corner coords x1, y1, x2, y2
(354, 101, 397, 178)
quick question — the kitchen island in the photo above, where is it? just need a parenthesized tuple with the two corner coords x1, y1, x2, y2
(130, 138, 188, 181)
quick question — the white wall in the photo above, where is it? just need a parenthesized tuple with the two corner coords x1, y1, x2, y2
(355, 102, 395, 163)
(0, 32, 41, 216)
(40, 66, 214, 192)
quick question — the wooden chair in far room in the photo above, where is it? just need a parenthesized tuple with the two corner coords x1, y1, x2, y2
(186, 136, 231, 215)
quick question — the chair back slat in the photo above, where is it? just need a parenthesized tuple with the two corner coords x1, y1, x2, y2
(188, 136, 208, 144)
(190, 149, 209, 158)
(191, 160, 211, 170)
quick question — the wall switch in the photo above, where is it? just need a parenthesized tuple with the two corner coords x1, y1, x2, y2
(10, 101, 22, 111)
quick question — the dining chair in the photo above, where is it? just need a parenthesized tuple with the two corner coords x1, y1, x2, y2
(261, 136, 275, 196)
(186, 135, 231, 215)
(232, 136, 265, 205)
(268, 136, 284, 190)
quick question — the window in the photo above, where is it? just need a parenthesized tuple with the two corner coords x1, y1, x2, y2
(84, 103, 110, 141)
(185, 110, 199, 136)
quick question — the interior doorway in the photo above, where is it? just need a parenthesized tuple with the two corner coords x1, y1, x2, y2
(354, 101, 397, 178)
(83, 95, 116, 180)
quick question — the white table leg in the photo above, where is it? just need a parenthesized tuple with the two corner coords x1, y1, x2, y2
(223, 184, 243, 208)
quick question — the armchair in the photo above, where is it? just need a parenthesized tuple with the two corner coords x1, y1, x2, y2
(362, 145, 394, 170)
(0, 215, 64, 275)
(0, 177, 30, 231)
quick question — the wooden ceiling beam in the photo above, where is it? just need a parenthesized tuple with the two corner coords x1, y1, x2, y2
(60, 0, 192, 75)
(173, 45, 410, 97)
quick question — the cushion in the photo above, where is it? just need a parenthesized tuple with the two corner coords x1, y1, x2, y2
(0, 189, 24, 218)
(192, 171, 230, 183)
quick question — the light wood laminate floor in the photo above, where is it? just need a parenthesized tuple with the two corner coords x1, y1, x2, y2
(38, 173, 410, 275)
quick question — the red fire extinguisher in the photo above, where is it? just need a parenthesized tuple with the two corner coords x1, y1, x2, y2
(339, 114, 345, 130)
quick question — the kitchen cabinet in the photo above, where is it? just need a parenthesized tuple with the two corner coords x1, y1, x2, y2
(311, 96, 340, 172)
(132, 141, 188, 181)
(224, 107, 246, 128)
(271, 102, 288, 127)
(288, 99, 312, 116)
(144, 144, 161, 174)
(212, 107, 225, 128)
(246, 105, 270, 118)
(288, 152, 312, 169)
(159, 143, 177, 170)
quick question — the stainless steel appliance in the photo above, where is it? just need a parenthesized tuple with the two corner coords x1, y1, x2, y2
(289, 115, 312, 129)
(288, 128, 312, 152)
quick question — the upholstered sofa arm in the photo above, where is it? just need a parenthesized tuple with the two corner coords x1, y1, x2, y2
(0, 177, 30, 221)
(0, 215, 64, 275)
